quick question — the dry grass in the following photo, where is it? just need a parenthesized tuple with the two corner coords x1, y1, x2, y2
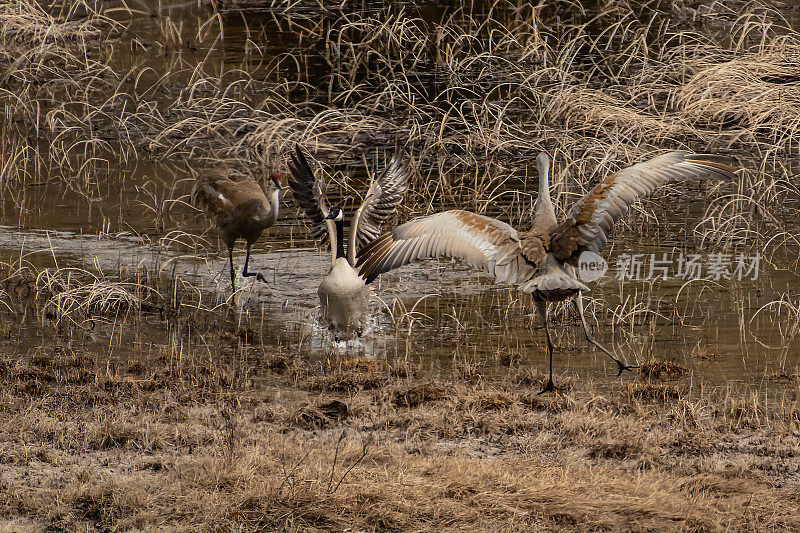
(1, 0, 796, 257)
(1, 0, 800, 530)
(1, 334, 800, 531)
(0, 258, 795, 530)
(0, 0, 795, 222)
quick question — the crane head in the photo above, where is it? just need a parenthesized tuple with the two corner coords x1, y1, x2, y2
(536, 152, 550, 178)
(269, 172, 284, 190)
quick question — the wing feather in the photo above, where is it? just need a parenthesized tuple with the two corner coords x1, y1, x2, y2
(191, 168, 263, 222)
(191, 177, 232, 222)
(550, 151, 738, 263)
(288, 145, 336, 250)
(349, 148, 412, 263)
(356, 210, 537, 285)
(406, 235, 426, 266)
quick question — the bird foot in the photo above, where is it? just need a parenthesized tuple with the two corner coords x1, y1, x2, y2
(614, 359, 639, 376)
(241, 270, 269, 286)
(538, 378, 559, 395)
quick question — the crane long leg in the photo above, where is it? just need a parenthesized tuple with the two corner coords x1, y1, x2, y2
(228, 246, 236, 293)
(535, 299, 558, 394)
(572, 292, 638, 375)
(241, 242, 267, 284)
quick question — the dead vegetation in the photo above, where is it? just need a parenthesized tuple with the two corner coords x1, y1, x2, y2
(1, 333, 800, 531)
(1, 0, 798, 255)
(1, 0, 800, 530)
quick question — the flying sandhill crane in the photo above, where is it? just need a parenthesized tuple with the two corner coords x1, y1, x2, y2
(357, 151, 738, 392)
(191, 168, 283, 295)
(288, 144, 411, 336)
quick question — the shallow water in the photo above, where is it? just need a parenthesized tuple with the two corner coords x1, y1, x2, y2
(2, 0, 800, 403)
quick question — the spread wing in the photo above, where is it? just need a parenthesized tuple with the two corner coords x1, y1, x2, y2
(288, 144, 336, 251)
(355, 210, 537, 285)
(550, 151, 738, 263)
(348, 148, 412, 264)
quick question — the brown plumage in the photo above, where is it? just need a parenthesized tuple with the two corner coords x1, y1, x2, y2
(191, 167, 283, 295)
(357, 151, 739, 391)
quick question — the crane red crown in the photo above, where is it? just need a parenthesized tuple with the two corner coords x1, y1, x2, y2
(270, 172, 282, 180)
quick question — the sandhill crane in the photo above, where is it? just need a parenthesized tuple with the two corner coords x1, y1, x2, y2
(288, 144, 411, 336)
(356, 151, 738, 392)
(191, 168, 283, 295)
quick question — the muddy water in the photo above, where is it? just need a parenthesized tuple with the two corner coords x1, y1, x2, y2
(2, 1, 800, 401)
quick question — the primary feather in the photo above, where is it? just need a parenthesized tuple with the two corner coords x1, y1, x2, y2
(350, 149, 412, 263)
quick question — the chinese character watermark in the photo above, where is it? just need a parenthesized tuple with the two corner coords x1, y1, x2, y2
(577, 251, 761, 283)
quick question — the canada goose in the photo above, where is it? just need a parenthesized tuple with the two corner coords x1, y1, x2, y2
(191, 168, 283, 294)
(356, 151, 738, 391)
(288, 144, 411, 336)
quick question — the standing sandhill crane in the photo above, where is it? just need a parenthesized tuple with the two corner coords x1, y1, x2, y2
(357, 151, 738, 392)
(288, 144, 411, 336)
(191, 168, 283, 295)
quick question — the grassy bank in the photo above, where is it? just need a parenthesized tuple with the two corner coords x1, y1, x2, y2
(1, 327, 800, 530)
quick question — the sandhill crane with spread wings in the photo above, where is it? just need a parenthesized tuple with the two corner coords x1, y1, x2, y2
(289, 145, 412, 336)
(191, 168, 283, 296)
(357, 151, 738, 391)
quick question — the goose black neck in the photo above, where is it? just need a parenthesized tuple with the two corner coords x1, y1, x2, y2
(335, 219, 345, 259)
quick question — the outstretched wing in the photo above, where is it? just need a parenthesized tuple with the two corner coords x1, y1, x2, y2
(550, 151, 738, 263)
(349, 148, 412, 264)
(355, 210, 536, 285)
(288, 145, 336, 250)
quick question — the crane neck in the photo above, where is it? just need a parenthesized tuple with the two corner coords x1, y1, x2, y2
(268, 184, 280, 221)
(532, 154, 557, 232)
(533, 179, 554, 212)
(252, 182, 281, 230)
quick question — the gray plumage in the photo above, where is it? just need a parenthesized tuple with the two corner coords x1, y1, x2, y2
(357, 151, 738, 390)
(550, 151, 737, 264)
